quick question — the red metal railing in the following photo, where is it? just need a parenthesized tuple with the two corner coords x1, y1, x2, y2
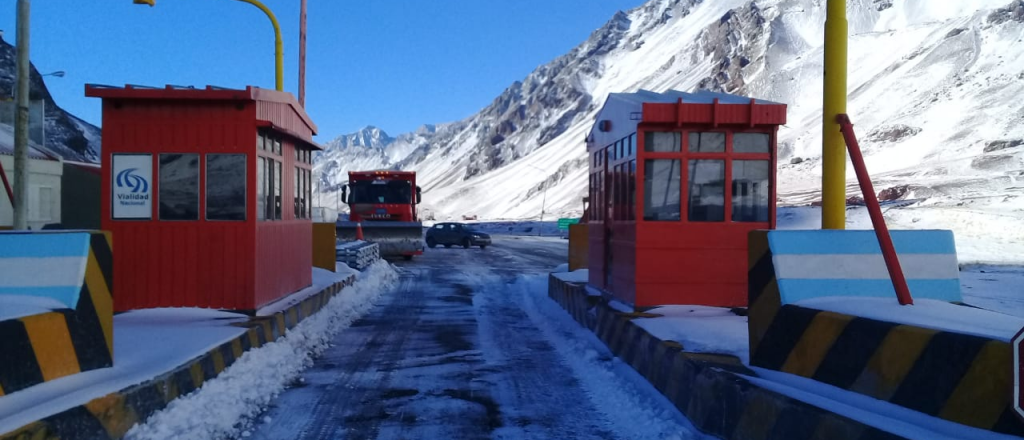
(837, 114, 914, 305)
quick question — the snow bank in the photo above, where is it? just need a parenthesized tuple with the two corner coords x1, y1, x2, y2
(960, 265, 1024, 319)
(551, 263, 569, 273)
(798, 296, 1024, 342)
(512, 275, 700, 439)
(552, 269, 588, 283)
(0, 308, 248, 435)
(633, 306, 750, 363)
(124, 260, 399, 440)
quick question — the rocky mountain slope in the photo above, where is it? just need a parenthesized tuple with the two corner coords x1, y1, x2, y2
(315, 0, 1024, 232)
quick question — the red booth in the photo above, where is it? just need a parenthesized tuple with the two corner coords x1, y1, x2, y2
(586, 90, 786, 309)
(87, 85, 320, 313)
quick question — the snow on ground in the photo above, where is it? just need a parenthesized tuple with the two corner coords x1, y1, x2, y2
(797, 296, 1024, 342)
(0, 295, 67, 321)
(960, 265, 1024, 318)
(0, 309, 248, 435)
(506, 275, 709, 440)
(125, 260, 399, 440)
(745, 368, 1022, 440)
(633, 306, 749, 364)
(552, 269, 588, 283)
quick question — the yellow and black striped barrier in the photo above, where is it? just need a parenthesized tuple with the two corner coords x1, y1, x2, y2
(0, 274, 355, 440)
(548, 273, 937, 440)
(748, 230, 1024, 437)
(0, 231, 114, 396)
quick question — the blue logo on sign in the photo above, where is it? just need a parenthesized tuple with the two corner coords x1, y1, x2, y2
(116, 168, 149, 193)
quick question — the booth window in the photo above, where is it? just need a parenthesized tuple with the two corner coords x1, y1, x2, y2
(205, 154, 246, 221)
(687, 160, 725, 222)
(305, 169, 312, 219)
(629, 160, 636, 220)
(643, 159, 680, 221)
(734, 133, 770, 153)
(257, 157, 266, 220)
(688, 132, 725, 153)
(260, 158, 281, 221)
(159, 153, 199, 221)
(732, 160, 771, 222)
(294, 166, 308, 219)
(645, 132, 681, 152)
(274, 161, 282, 219)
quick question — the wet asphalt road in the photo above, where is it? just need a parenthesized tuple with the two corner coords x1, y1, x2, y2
(250, 236, 691, 440)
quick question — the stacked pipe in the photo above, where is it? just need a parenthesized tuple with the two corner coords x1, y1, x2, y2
(336, 241, 380, 270)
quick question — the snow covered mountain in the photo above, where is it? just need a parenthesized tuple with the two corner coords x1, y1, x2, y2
(315, 0, 1024, 235)
(0, 35, 102, 163)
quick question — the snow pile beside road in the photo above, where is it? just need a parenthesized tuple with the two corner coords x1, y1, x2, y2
(633, 306, 750, 363)
(798, 296, 1024, 342)
(514, 275, 701, 439)
(552, 269, 588, 283)
(124, 261, 398, 440)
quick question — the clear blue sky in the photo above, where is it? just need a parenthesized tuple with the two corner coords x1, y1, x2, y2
(2, 0, 642, 141)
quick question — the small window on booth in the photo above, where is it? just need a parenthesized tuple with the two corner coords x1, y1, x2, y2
(645, 132, 681, 152)
(732, 160, 771, 222)
(628, 133, 636, 156)
(643, 159, 680, 221)
(687, 160, 725, 222)
(257, 157, 266, 220)
(159, 153, 200, 221)
(207, 154, 246, 221)
(257, 131, 266, 151)
(274, 161, 283, 220)
(688, 132, 725, 153)
(734, 133, 770, 153)
(629, 160, 636, 220)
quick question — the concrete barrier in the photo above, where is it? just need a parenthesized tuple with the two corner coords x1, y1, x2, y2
(0, 274, 355, 440)
(548, 275, 908, 440)
(748, 230, 1023, 436)
(0, 231, 113, 396)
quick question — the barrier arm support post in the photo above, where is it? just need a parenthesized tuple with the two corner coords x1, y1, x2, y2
(837, 114, 914, 305)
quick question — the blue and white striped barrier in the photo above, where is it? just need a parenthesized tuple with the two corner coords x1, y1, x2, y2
(766, 230, 961, 304)
(0, 232, 92, 308)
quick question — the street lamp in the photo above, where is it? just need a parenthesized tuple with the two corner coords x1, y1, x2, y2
(41, 70, 65, 78)
(133, 0, 284, 92)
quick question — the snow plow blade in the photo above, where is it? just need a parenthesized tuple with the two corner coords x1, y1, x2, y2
(336, 221, 424, 257)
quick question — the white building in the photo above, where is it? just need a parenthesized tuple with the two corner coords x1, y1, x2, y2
(0, 124, 62, 230)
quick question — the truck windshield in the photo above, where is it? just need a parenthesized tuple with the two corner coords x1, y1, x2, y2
(349, 180, 412, 204)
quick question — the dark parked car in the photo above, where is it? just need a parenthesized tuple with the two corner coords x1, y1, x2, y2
(425, 222, 491, 249)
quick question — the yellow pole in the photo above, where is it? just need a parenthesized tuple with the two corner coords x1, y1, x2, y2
(235, 0, 284, 91)
(133, 0, 284, 92)
(822, 0, 848, 229)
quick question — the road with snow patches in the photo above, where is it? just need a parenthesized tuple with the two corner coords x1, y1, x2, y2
(250, 236, 698, 440)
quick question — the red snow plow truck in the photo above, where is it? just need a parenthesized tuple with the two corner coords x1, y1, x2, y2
(338, 171, 424, 260)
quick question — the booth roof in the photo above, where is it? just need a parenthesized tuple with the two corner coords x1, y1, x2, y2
(84, 84, 318, 146)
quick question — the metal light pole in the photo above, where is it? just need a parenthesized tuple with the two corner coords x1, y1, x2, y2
(822, 0, 848, 229)
(134, 0, 284, 92)
(13, 0, 31, 230)
(299, 0, 307, 106)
